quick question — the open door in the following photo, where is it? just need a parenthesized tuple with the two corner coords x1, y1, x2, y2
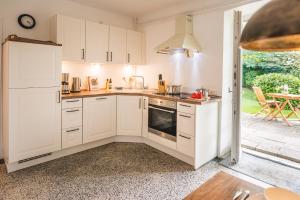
(231, 11, 242, 164)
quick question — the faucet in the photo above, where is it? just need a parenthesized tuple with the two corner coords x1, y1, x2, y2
(130, 75, 144, 90)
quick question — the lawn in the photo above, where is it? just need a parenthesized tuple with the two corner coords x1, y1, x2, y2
(242, 88, 297, 118)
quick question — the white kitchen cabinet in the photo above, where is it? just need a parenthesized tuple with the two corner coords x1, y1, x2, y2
(85, 21, 109, 63)
(8, 87, 62, 163)
(109, 26, 126, 64)
(177, 113, 195, 136)
(83, 96, 116, 143)
(62, 107, 82, 129)
(62, 127, 82, 149)
(142, 96, 148, 138)
(177, 132, 195, 157)
(117, 95, 142, 136)
(126, 30, 142, 65)
(62, 98, 83, 149)
(52, 15, 85, 62)
(8, 42, 61, 89)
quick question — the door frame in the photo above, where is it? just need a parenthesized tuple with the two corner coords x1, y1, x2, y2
(0, 18, 3, 159)
(231, 10, 242, 164)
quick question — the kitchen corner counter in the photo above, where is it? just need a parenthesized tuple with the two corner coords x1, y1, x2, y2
(62, 89, 222, 105)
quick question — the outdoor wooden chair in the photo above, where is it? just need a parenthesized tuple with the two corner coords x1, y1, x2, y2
(253, 86, 279, 119)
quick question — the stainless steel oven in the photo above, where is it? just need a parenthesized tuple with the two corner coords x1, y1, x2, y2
(148, 98, 177, 142)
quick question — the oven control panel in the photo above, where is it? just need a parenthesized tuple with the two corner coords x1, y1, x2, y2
(149, 98, 177, 109)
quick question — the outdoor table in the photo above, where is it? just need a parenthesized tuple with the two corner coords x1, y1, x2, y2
(267, 93, 300, 126)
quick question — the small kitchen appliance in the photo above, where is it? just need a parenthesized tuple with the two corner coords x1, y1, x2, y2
(166, 85, 182, 95)
(61, 73, 70, 94)
(71, 77, 81, 92)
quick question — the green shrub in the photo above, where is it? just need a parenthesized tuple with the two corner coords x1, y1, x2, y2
(253, 73, 300, 108)
(243, 70, 263, 88)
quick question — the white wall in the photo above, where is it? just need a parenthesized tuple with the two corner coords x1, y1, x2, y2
(0, 0, 135, 159)
(138, 11, 224, 94)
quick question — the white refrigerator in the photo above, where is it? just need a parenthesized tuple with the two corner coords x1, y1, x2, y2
(3, 40, 62, 164)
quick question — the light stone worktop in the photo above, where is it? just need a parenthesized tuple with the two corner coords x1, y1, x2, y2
(62, 89, 221, 105)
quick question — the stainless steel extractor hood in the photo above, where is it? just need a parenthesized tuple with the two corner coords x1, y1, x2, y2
(155, 15, 201, 57)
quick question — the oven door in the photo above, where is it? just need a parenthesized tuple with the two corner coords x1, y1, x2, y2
(148, 104, 177, 142)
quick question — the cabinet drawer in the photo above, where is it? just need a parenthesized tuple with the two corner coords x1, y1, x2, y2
(62, 107, 82, 128)
(177, 112, 195, 136)
(62, 127, 82, 149)
(177, 102, 195, 114)
(177, 132, 195, 157)
(62, 98, 82, 109)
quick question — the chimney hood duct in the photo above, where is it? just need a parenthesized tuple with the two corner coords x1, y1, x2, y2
(155, 15, 201, 57)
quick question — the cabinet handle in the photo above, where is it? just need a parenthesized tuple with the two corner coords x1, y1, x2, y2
(139, 98, 142, 109)
(144, 98, 146, 110)
(179, 134, 191, 140)
(96, 97, 107, 100)
(179, 114, 191, 118)
(179, 104, 191, 108)
(66, 99, 80, 103)
(81, 49, 85, 60)
(57, 91, 61, 103)
(106, 51, 109, 62)
(110, 52, 112, 62)
(66, 128, 80, 133)
(128, 53, 130, 63)
(66, 109, 79, 113)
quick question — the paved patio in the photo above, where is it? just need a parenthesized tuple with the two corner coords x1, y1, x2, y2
(241, 113, 300, 163)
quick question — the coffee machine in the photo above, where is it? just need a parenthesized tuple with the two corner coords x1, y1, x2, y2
(61, 73, 70, 94)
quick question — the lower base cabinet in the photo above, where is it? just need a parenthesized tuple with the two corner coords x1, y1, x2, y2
(83, 96, 116, 143)
(62, 127, 82, 149)
(117, 95, 143, 136)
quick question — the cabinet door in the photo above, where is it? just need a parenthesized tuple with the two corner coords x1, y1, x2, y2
(109, 26, 126, 64)
(117, 96, 142, 136)
(83, 96, 116, 143)
(8, 42, 61, 88)
(86, 21, 109, 63)
(58, 15, 85, 62)
(9, 87, 61, 163)
(126, 30, 142, 65)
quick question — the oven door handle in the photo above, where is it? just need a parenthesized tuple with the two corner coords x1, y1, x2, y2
(148, 106, 175, 113)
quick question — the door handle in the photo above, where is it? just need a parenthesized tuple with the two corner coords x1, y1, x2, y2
(66, 109, 79, 113)
(179, 104, 191, 108)
(81, 49, 85, 60)
(66, 99, 80, 103)
(228, 87, 233, 93)
(139, 98, 142, 109)
(110, 52, 112, 62)
(179, 134, 191, 140)
(57, 91, 61, 103)
(96, 97, 107, 100)
(106, 51, 109, 62)
(66, 128, 80, 133)
(144, 98, 146, 110)
(128, 53, 130, 63)
(179, 114, 191, 119)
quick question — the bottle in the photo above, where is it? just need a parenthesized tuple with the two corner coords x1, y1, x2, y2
(109, 78, 112, 90)
(105, 79, 109, 90)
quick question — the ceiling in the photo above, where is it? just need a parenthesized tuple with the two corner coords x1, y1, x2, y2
(69, 0, 189, 18)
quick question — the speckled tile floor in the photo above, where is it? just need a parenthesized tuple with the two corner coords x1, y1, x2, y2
(0, 143, 267, 200)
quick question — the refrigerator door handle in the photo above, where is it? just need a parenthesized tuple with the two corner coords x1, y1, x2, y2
(57, 90, 61, 103)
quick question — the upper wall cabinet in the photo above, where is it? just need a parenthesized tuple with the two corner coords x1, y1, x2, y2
(85, 21, 109, 63)
(126, 30, 142, 65)
(51, 15, 85, 62)
(109, 26, 127, 64)
(51, 15, 144, 65)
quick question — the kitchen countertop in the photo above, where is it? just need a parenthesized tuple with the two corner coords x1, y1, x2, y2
(62, 89, 221, 105)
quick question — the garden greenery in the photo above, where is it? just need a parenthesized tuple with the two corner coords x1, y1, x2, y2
(253, 73, 300, 108)
(242, 50, 300, 88)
